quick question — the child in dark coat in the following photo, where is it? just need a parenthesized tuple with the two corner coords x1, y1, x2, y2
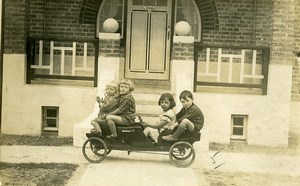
(162, 90, 204, 141)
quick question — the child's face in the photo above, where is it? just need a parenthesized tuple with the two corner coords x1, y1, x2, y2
(105, 86, 117, 96)
(180, 97, 193, 109)
(160, 98, 171, 111)
(120, 83, 130, 95)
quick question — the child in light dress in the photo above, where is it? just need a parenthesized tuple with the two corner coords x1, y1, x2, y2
(143, 93, 176, 142)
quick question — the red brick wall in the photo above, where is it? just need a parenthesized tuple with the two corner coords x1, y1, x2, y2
(99, 39, 120, 58)
(31, 0, 95, 38)
(4, 0, 27, 53)
(270, 0, 295, 65)
(292, 0, 300, 101)
(4, 0, 97, 54)
(202, 0, 272, 46)
(172, 42, 194, 61)
(4, 0, 272, 53)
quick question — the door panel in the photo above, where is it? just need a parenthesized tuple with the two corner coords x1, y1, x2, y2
(129, 11, 148, 72)
(148, 12, 167, 73)
(126, 0, 171, 80)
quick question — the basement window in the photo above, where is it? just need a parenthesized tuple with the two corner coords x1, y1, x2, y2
(42, 106, 59, 131)
(231, 115, 247, 141)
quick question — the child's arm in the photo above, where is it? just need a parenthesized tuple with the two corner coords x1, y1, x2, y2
(177, 106, 200, 123)
(116, 95, 134, 114)
(105, 108, 123, 115)
(145, 120, 169, 129)
(168, 122, 179, 130)
(100, 97, 118, 113)
(96, 96, 101, 103)
(104, 95, 135, 116)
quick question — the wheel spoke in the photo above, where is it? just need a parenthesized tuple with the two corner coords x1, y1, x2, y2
(169, 141, 195, 168)
(82, 137, 108, 163)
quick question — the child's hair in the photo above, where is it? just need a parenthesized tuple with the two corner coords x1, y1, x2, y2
(106, 81, 119, 94)
(179, 90, 193, 100)
(119, 79, 135, 91)
(158, 93, 176, 109)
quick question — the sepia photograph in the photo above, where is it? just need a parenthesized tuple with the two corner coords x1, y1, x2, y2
(0, 0, 300, 185)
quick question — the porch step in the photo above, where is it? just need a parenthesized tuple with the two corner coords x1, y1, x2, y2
(134, 92, 162, 103)
(133, 92, 170, 122)
(132, 79, 171, 94)
(136, 104, 161, 117)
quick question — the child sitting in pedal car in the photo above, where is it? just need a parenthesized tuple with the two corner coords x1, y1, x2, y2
(105, 79, 136, 140)
(162, 90, 204, 141)
(143, 93, 176, 143)
(90, 81, 119, 136)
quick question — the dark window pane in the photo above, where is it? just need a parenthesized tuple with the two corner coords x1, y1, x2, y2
(145, 0, 155, 6)
(47, 109, 57, 117)
(233, 127, 244, 136)
(157, 0, 167, 6)
(233, 117, 244, 126)
(133, 0, 143, 5)
(177, 0, 187, 7)
(46, 119, 57, 127)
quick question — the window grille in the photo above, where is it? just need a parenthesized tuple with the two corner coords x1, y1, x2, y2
(42, 106, 59, 131)
(231, 115, 247, 141)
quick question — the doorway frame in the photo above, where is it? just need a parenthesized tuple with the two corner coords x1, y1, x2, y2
(124, 0, 174, 80)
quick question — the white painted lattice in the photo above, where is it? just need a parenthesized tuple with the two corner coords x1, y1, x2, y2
(30, 40, 93, 76)
(199, 48, 264, 83)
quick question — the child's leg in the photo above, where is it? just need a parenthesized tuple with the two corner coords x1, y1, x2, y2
(149, 128, 160, 142)
(91, 118, 102, 133)
(106, 115, 128, 137)
(143, 127, 151, 136)
(162, 119, 194, 141)
(180, 119, 195, 132)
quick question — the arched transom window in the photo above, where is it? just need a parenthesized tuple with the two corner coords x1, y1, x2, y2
(96, 0, 201, 41)
(175, 0, 202, 41)
(97, 0, 125, 38)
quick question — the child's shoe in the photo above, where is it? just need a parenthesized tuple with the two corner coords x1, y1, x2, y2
(90, 128, 97, 133)
(162, 125, 185, 141)
(106, 135, 118, 140)
(162, 135, 177, 141)
(90, 128, 102, 137)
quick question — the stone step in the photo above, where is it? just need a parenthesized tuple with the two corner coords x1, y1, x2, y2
(133, 92, 162, 101)
(132, 79, 172, 94)
(136, 104, 161, 115)
(132, 79, 171, 87)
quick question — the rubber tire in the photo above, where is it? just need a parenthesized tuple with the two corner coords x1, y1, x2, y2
(169, 141, 196, 168)
(82, 137, 108, 163)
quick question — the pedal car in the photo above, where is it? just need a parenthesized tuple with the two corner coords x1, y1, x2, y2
(82, 115, 201, 168)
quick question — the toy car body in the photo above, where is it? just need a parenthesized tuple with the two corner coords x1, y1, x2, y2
(82, 116, 201, 167)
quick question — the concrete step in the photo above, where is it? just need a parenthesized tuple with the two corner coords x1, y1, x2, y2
(133, 92, 162, 102)
(132, 79, 171, 87)
(132, 79, 172, 94)
(136, 104, 161, 115)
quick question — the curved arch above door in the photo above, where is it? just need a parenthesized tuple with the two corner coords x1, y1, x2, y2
(79, 0, 219, 32)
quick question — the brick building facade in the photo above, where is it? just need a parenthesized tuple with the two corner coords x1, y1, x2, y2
(1, 0, 299, 147)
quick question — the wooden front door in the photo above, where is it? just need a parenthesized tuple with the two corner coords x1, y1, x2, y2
(125, 0, 172, 80)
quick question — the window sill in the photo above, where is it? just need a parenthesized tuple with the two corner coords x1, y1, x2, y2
(43, 127, 58, 131)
